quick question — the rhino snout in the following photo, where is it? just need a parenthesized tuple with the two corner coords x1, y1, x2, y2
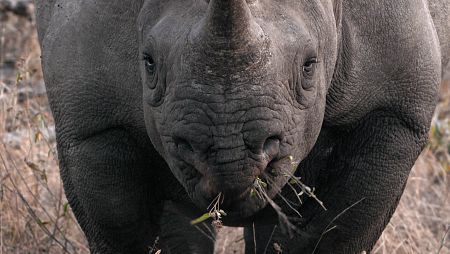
(171, 124, 282, 198)
(172, 127, 281, 172)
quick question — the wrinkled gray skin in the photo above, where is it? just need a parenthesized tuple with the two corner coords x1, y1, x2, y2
(36, 0, 449, 253)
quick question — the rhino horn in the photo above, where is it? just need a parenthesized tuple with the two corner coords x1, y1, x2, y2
(202, 0, 265, 46)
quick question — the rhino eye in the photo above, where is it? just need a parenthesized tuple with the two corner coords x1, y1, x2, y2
(143, 54, 156, 75)
(294, 56, 318, 109)
(142, 53, 158, 90)
(302, 57, 318, 78)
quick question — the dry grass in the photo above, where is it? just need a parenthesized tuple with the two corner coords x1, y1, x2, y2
(0, 6, 449, 254)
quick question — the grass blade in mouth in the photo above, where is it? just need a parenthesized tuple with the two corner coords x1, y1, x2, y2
(190, 213, 212, 225)
(191, 192, 226, 232)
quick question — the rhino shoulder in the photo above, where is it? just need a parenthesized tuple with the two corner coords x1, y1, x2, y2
(35, 1, 144, 46)
(35, 1, 80, 44)
(325, 0, 441, 129)
(35, 0, 56, 43)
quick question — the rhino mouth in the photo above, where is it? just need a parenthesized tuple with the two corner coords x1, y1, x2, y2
(178, 153, 298, 219)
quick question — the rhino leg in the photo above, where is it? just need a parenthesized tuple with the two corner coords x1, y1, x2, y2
(159, 201, 215, 254)
(59, 129, 162, 253)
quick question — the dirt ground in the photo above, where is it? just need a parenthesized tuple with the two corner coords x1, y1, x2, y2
(0, 4, 449, 254)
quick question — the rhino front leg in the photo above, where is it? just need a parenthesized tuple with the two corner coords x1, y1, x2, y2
(254, 110, 430, 253)
(58, 128, 162, 253)
(159, 201, 215, 254)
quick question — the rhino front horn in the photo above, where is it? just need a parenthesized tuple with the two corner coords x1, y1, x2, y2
(197, 0, 266, 48)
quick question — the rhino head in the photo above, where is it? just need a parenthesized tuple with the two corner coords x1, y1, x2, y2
(138, 0, 340, 218)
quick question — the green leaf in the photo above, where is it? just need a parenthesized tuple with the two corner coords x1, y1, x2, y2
(63, 202, 69, 216)
(34, 131, 43, 143)
(190, 213, 211, 225)
(256, 177, 267, 188)
(16, 72, 23, 83)
(260, 181, 267, 188)
(37, 219, 49, 226)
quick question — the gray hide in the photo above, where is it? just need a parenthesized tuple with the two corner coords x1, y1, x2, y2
(35, 0, 448, 253)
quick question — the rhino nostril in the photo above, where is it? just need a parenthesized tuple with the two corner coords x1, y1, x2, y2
(263, 136, 280, 159)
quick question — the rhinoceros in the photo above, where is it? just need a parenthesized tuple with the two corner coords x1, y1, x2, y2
(35, 0, 449, 253)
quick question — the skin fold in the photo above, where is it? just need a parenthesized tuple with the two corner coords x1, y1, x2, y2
(35, 0, 449, 253)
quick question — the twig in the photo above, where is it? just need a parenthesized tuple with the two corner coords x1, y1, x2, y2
(263, 225, 277, 254)
(193, 225, 215, 243)
(312, 198, 365, 254)
(191, 193, 225, 233)
(202, 222, 216, 239)
(264, 177, 302, 218)
(437, 225, 450, 254)
(257, 185, 298, 238)
(148, 236, 159, 254)
(253, 222, 257, 254)
(0, 151, 75, 252)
